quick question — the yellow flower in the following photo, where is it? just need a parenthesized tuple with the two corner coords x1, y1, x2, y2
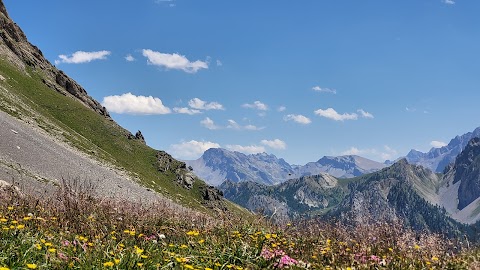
(198, 239, 205, 244)
(103, 261, 115, 267)
(7, 206, 13, 211)
(0, 267, 10, 270)
(44, 242, 53, 247)
(137, 263, 144, 267)
(26, 264, 37, 269)
(180, 244, 188, 249)
(48, 248, 56, 253)
(265, 234, 271, 239)
(176, 257, 188, 263)
(114, 259, 120, 265)
(414, 244, 420, 250)
(35, 244, 42, 250)
(141, 255, 148, 259)
(0, 218, 7, 222)
(432, 256, 439, 261)
(23, 217, 32, 221)
(205, 268, 213, 270)
(135, 246, 144, 255)
(186, 230, 199, 236)
(16, 224, 25, 229)
(214, 263, 222, 267)
(184, 265, 194, 269)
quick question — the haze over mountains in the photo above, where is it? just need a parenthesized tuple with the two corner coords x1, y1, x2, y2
(186, 148, 386, 186)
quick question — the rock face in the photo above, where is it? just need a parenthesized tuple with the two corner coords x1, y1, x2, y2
(406, 127, 480, 172)
(451, 138, 480, 210)
(155, 151, 195, 190)
(0, 1, 109, 117)
(186, 148, 386, 186)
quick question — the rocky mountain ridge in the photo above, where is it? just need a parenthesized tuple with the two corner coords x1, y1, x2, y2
(406, 127, 480, 172)
(186, 148, 386, 186)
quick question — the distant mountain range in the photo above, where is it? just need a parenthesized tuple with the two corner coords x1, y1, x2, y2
(406, 127, 480, 172)
(185, 148, 386, 186)
(220, 137, 480, 235)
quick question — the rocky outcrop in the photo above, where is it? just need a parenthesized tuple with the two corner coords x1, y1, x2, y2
(127, 130, 146, 144)
(200, 185, 226, 211)
(453, 138, 480, 210)
(0, 0, 109, 117)
(155, 151, 195, 189)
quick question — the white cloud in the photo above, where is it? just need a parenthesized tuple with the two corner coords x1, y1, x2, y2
(277, 106, 286, 112)
(341, 145, 398, 161)
(242, 101, 268, 111)
(430, 140, 447, 148)
(314, 108, 358, 121)
(261, 139, 287, 150)
(142, 49, 208, 73)
(227, 120, 264, 131)
(55, 50, 111, 65)
(283, 114, 312, 125)
(405, 107, 416, 112)
(216, 60, 223, 66)
(188, 98, 224, 110)
(169, 140, 220, 160)
(200, 117, 220, 130)
(226, 144, 265, 154)
(312, 86, 337, 94)
(357, 109, 374, 119)
(443, 0, 455, 4)
(102, 92, 171, 115)
(125, 54, 135, 62)
(173, 107, 201, 115)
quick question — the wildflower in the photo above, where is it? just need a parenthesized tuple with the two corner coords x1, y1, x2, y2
(58, 252, 69, 261)
(114, 259, 120, 264)
(23, 216, 32, 221)
(0, 267, 10, 270)
(26, 264, 37, 269)
(158, 234, 166, 239)
(0, 218, 7, 222)
(134, 246, 144, 255)
(7, 206, 13, 211)
(62, 240, 70, 246)
(44, 242, 53, 247)
(432, 256, 439, 261)
(180, 244, 188, 249)
(414, 244, 420, 250)
(186, 230, 200, 236)
(265, 234, 271, 239)
(35, 244, 42, 250)
(103, 261, 115, 267)
(205, 268, 213, 270)
(141, 255, 148, 259)
(198, 239, 205, 244)
(48, 248, 56, 253)
(137, 263, 144, 267)
(16, 224, 25, 229)
(184, 265, 194, 269)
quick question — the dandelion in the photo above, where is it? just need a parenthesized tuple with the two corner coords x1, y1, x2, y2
(134, 246, 144, 255)
(114, 259, 120, 265)
(0, 267, 10, 270)
(103, 261, 114, 267)
(26, 264, 37, 269)
(186, 230, 200, 236)
(48, 248, 56, 253)
(16, 224, 25, 229)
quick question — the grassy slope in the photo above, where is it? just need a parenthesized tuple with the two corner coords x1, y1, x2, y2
(0, 58, 217, 211)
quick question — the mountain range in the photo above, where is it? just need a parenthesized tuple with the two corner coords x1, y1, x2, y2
(406, 127, 480, 172)
(220, 137, 480, 235)
(186, 148, 386, 186)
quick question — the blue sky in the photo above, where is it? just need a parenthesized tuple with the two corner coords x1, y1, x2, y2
(5, 0, 480, 164)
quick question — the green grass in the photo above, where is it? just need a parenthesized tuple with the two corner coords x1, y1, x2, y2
(0, 58, 213, 211)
